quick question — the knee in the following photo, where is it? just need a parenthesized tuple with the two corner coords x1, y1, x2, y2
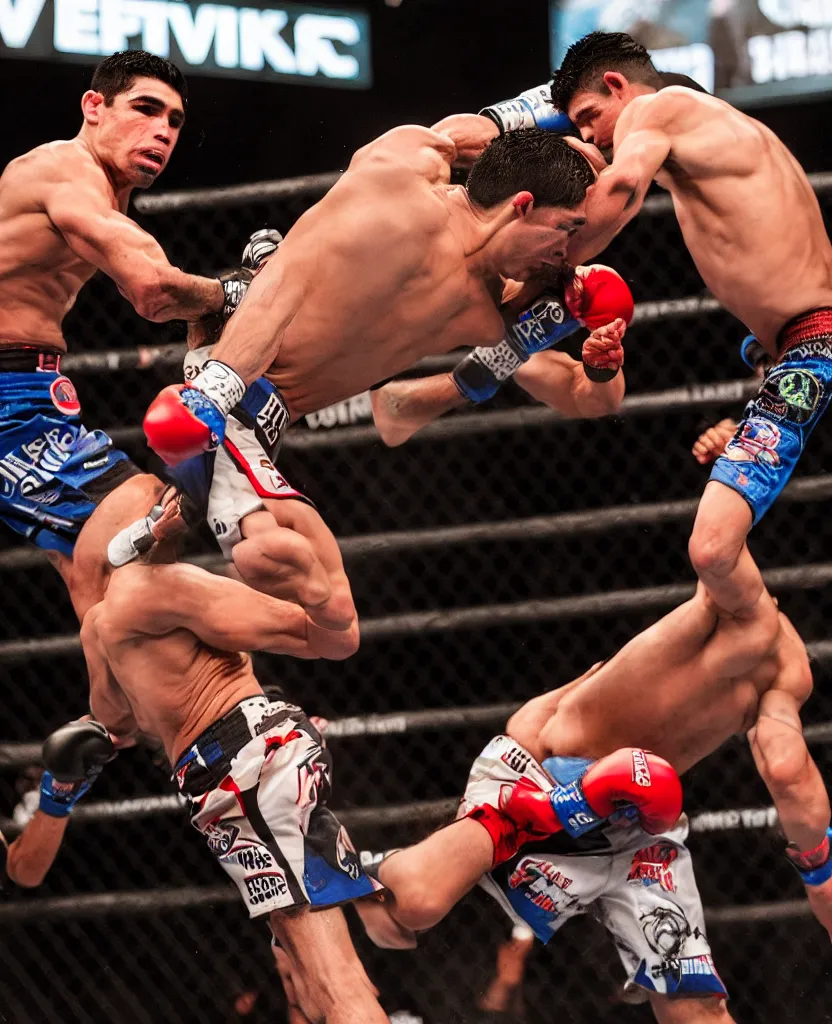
(688, 523, 742, 580)
(381, 868, 447, 932)
(506, 706, 544, 760)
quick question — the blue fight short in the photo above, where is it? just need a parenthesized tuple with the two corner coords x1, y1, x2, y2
(710, 308, 832, 524)
(0, 357, 139, 555)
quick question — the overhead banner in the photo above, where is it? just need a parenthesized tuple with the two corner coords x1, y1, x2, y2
(0, 0, 372, 89)
(550, 0, 832, 107)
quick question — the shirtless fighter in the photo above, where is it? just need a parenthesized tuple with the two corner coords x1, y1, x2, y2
(0, 50, 245, 621)
(77, 497, 677, 1021)
(139, 125, 632, 475)
(372, 545, 831, 1020)
(545, 32, 832, 616)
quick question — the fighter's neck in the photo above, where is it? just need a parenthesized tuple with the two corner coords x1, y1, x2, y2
(75, 129, 134, 206)
(443, 187, 517, 292)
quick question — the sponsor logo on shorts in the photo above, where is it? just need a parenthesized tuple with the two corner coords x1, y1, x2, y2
(244, 871, 289, 906)
(507, 857, 575, 916)
(640, 904, 695, 958)
(652, 953, 719, 982)
(220, 844, 275, 872)
(756, 368, 821, 425)
(256, 393, 289, 450)
(335, 826, 362, 881)
(500, 745, 532, 776)
(725, 417, 781, 467)
(631, 750, 651, 788)
(0, 428, 77, 498)
(49, 376, 81, 417)
(205, 821, 240, 857)
(82, 457, 109, 471)
(515, 295, 567, 348)
(628, 843, 678, 892)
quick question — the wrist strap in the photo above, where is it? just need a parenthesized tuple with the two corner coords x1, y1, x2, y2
(191, 360, 246, 416)
(550, 779, 602, 838)
(787, 827, 832, 886)
(452, 341, 525, 403)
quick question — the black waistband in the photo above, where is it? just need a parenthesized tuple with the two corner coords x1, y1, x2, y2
(174, 697, 305, 797)
(0, 347, 63, 372)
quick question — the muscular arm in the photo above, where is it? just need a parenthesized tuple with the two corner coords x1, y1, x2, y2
(112, 564, 355, 660)
(5, 813, 70, 888)
(45, 179, 223, 323)
(350, 124, 457, 184)
(372, 348, 624, 447)
(430, 114, 499, 168)
(568, 95, 674, 265)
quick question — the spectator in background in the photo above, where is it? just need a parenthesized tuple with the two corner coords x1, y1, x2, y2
(477, 925, 535, 1022)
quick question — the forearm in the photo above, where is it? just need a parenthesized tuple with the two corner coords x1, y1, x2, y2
(6, 812, 70, 887)
(137, 269, 223, 323)
(514, 354, 624, 417)
(372, 373, 465, 446)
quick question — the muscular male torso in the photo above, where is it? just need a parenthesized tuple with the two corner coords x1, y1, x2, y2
(539, 594, 805, 774)
(225, 148, 510, 419)
(0, 140, 122, 352)
(640, 89, 832, 351)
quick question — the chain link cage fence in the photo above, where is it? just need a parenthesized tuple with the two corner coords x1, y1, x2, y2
(2, 169, 832, 1024)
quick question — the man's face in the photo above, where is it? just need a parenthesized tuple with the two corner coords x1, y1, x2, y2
(568, 88, 627, 155)
(497, 202, 587, 282)
(89, 77, 185, 188)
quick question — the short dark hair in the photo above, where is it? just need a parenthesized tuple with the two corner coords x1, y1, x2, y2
(467, 130, 595, 210)
(551, 32, 662, 112)
(90, 51, 188, 111)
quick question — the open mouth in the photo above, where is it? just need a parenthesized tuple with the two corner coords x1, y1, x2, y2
(138, 150, 165, 171)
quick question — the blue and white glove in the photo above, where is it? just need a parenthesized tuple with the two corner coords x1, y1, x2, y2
(479, 84, 574, 135)
(452, 292, 581, 403)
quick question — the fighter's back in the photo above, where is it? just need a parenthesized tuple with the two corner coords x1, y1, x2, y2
(227, 125, 507, 417)
(0, 140, 105, 350)
(543, 588, 793, 774)
(648, 88, 832, 347)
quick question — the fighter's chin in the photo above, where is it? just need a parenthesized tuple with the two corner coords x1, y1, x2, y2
(128, 164, 162, 188)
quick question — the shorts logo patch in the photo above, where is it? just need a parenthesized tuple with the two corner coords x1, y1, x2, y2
(49, 376, 81, 417)
(500, 745, 531, 775)
(628, 843, 678, 892)
(220, 844, 274, 872)
(757, 368, 821, 425)
(335, 826, 362, 881)
(507, 856, 574, 916)
(631, 749, 651, 788)
(244, 870, 288, 906)
(725, 417, 781, 466)
(640, 903, 691, 957)
(205, 821, 240, 857)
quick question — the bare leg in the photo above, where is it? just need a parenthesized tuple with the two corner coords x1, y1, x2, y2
(269, 906, 387, 1024)
(62, 474, 166, 622)
(377, 818, 494, 932)
(649, 994, 734, 1023)
(688, 482, 757, 618)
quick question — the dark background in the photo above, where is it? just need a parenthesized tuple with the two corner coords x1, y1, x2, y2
(2, 2, 832, 1022)
(3, 0, 832, 188)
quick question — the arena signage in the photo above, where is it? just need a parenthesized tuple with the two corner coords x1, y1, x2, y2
(551, 0, 832, 106)
(0, 0, 372, 88)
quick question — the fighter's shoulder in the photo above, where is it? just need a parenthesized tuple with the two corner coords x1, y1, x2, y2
(626, 87, 704, 129)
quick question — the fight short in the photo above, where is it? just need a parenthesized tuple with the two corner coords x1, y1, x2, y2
(463, 738, 727, 1000)
(174, 696, 380, 918)
(177, 346, 312, 559)
(0, 349, 139, 554)
(710, 308, 832, 524)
